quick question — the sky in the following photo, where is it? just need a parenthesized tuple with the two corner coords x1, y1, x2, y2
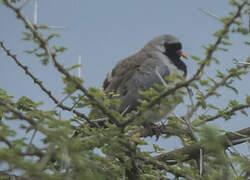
(0, 0, 249, 153)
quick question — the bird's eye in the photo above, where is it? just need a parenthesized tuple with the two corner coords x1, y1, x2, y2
(171, 43, 182, 50)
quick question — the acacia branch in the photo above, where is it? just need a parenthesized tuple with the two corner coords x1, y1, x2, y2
(0, 41, 93, 124)
(155, 127, 250, 165)
(186, 67, 248, 121)
(0, 136, 12, 148)
(0, 99, 37, 127)
(201, 103, 250, 124)
(2, 0, 122, 127)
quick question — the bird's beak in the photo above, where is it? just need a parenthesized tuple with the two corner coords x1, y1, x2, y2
(176, 50, 188, 59)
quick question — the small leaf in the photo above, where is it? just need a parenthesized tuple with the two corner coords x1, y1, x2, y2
(190, 55, 201, 61)
(240, 110, 248, 117)
(246, 95, 250, 105)
(65, 64, 82, 72)
(153, 144, 164, 152)
(47, 33, 60, 41)
(38, 24, 49, 29)
(41, 58, 49, 65)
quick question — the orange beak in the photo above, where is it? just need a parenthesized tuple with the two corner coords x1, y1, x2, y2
(176, 51, 188, 59)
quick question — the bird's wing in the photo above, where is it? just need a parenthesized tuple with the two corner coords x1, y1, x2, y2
(117, 58, 171, 113)
(103, 52, 145, 94)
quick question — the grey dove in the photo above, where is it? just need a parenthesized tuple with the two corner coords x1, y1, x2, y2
(102, 34, 188, 122)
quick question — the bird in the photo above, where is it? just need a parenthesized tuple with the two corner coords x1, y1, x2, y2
(102, 34, 188, 123)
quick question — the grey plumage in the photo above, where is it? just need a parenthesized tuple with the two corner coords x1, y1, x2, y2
(103, 34, 187, 118)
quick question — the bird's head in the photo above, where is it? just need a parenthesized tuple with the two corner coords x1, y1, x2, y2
(148, 34, 188, 60)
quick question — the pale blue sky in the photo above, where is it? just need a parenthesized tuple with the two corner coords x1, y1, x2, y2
(0, 0, 249, 152)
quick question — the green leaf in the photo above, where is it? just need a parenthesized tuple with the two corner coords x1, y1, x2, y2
(153, 144, 164, 152)
(244, 41, 250, 46)
(240, 110, 248, 117)
(41, 58, 49, 65)
(38, 24, 49, 29)
(225, 84, 238, 94)
(217, 47, 228, 52)
(47, 33, 60, 41)
(22, 32, 32, 41)
(246, 95, 250, 105)
(65, 64, 82, 72)
(199, 80, 209, 86)
(16, 97, 43, 111)
(24, 48, 38, 54)
(190, 55, 201, 61)
(212, 57, 220, 65)
(52, 46, 67, 53)
(221, 40, 232, 46)
(35, 52, 47, 58)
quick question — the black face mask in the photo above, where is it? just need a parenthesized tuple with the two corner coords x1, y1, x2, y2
(163, 42, 187, 77)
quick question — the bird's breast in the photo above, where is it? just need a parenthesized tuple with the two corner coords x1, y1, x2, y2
(155, 51, 185, 77)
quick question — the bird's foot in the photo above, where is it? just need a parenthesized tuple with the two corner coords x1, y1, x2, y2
(142, 122, 162, 140)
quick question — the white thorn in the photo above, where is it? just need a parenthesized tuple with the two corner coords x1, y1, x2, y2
(155, 67, 168, 87)
(199, 149, 203, 176)
(34, 0, 38, 25)
(121, 105, 130, 116)
(45, 25, 69, 30)
(234, 62, 250, 66)
(198, 8, 221, 21)
(78, 55, 82, 78)
(53, 92, 74, 110)
(20, 0, 30, 9)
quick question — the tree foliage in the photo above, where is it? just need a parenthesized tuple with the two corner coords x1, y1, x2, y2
(0, 0, 250, 179)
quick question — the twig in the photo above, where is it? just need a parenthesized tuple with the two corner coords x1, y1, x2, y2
(225, 151, 239, 177)
(200, 104, 250, 125)
(186, 66, 246, 122)
(0, 99, 37, 126)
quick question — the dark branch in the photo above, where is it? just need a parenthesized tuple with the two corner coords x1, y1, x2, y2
(155, 127, 250, 165)
(0, 41, 91, 124)
(198, 104, 250, 126)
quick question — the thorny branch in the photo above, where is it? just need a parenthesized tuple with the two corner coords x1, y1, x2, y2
(200, 103, 250, 125)
(0, 41, 91, 123)
(186, 66, 248, 121)
(0, 99, 37, 127)
(155, 127, 250, 165)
